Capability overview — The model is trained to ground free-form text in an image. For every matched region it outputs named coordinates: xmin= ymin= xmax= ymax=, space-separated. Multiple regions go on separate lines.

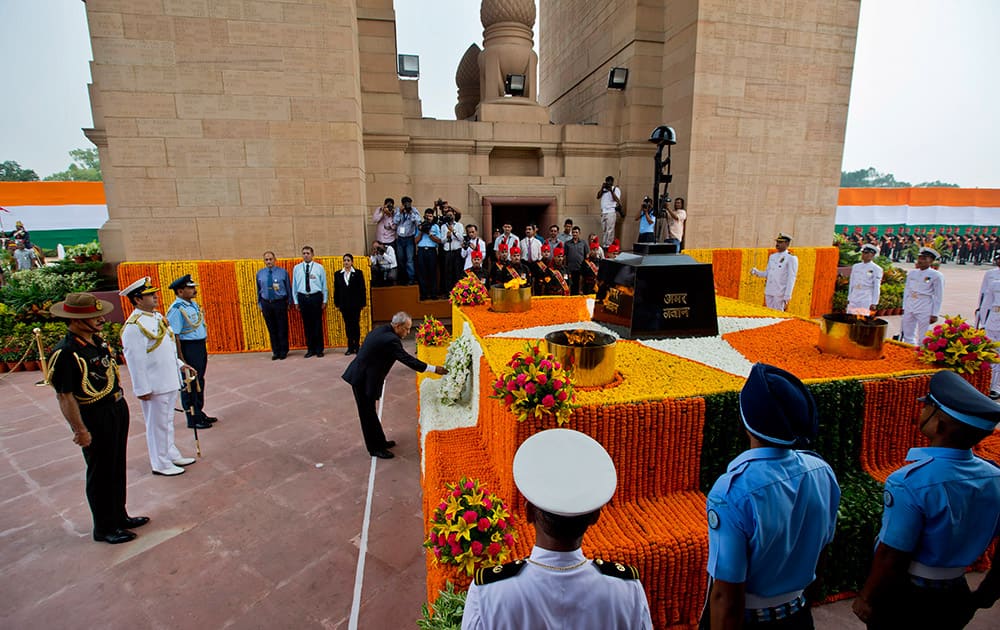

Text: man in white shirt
xmin=847 ymin=243 xmax=883 ymax=315
xmin=751 ymin=233 xmax=799 ymax=312
xmin=519 ymin=224 xmax=543 ymax=276
xmin=461 ymin=429 xmax=653 ymax=630
xmin=596 ymin=176 xmax=622 ymax=248
xmin=900 ymin=247 xmax=944 ymax=345
xmin=440 ymin=207 xmax=465 ymax=294
xmin=120 ymin=277 xmax=196 ymax=476
xmin=977 ymin=253 xmax=1000 ymax=397
xmin=292 ymin=246 xmax=328 ymax=358
xmin=461 ymin=224 xmax=487 ymax=271
xmin=370 ymin=240 xmax=397 ymax=286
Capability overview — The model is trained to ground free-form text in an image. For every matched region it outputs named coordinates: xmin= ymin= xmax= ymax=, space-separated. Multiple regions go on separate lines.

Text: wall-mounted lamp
xmin=607 ymin=67 xmax=629 ymax=90
xmin=504 ymin=74 xmax=526 ymax=97
xmin=397 ymin=54 xmax=420 ymax=78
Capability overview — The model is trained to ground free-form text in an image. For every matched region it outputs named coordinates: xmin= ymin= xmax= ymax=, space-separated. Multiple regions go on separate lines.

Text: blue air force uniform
xmin=704 ymin=363 xmax=840 ymax=629
xmin=857 ymin=370 xmax=1000 ymax=629
xmin=166 ymin=275 xmax=214 ymax=429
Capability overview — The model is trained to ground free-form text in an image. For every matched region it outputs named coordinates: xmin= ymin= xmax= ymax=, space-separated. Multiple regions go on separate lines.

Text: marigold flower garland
xmin=416 ymin=315 xmax=450 ymax=347
xmin=490 ymin=342 xmax=576 ymax=425
xmin=916 ymin=315 xmax=1000 ymax=374
xmin=450 ymin=275 xmax=489 ymax=306
xmin=424 ymin=477 xmax=518 ymax=576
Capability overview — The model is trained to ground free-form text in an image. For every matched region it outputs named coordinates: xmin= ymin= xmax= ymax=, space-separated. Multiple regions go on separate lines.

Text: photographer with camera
xmin=596 ymin=176 xmax=623 ymax=248
xmin=392 ymin=196 xmax=421 ymax=285
xmin=665 ymin=196 xmax=687 ymax=249
xmin=439 ymin=204 xmax=464 ymax=294
xmin=372 ymin=197 xmax=397 ymax=251
xmin=370 ymin=240 xmax=397 ymax=287
xmin=416 ymin=208 xmax=443 ymax=300
xmin=636 ymin=196 xmax=655 ymax=243
xmin=461 ymin=224 xmax=486 ymax=272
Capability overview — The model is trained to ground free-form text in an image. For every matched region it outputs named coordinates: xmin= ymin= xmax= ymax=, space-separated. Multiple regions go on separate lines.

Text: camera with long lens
xmin=419 ymin=219 xmax=434 ymax=233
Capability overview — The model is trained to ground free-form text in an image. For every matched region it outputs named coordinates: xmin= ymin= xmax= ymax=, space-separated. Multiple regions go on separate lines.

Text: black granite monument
xmin=593 ymin=243 xmax=718 ymax=339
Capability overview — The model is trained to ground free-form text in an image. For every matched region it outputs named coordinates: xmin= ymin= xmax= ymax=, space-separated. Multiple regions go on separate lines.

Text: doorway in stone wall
xmin=482 ymin=196 xmax=557 ymax=244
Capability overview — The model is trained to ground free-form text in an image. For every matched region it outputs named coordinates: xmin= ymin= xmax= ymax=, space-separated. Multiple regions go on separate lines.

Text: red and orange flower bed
xmin=420 ymin=295 xmax=995 ymax=628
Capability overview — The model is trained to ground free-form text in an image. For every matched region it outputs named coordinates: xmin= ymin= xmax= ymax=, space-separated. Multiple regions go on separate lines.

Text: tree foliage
xmin=43 ymin=148 xmax=102 ymax=181
xmin=841 ymin=167 xmax=958 ymax=188
xmin=0 ymin=161 xmax=40 ymax=182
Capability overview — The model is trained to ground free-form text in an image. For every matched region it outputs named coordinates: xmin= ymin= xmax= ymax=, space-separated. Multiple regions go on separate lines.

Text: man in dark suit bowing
xmin=333 ymin=253 xmax=367 ymax=355
xmin=342 ymin=311 xmax=447 ymax=459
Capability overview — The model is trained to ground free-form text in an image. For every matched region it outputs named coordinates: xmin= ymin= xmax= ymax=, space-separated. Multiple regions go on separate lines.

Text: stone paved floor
xmin=2 ymin=262 xmax=999 ymax=629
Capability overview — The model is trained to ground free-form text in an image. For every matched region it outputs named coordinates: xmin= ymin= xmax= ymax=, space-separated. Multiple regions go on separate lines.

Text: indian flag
xmin=836 ymin=187 xmax=1000 ymax=236
xmin=0 ymin=182 xmax=108 ymax=250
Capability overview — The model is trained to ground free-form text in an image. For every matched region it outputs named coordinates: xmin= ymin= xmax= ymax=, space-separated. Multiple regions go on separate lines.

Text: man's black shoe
xmin=204 ymin=416 xmax=218 ymax=424
xmin=304 ymin=352 xmax=315 ymax=358
xmin=94 ymin=529 xmax=137 ymax=544
xmin=385 ymin=440 xmax=396 ymax=448
xmin=316 ymin=351 xmax=324 ymax=357
xmin=271 ymin=355 xmax=279 ymax=360
xmin=278 ymin=355 xmax=286 ymax=360
xmin=121 ymin=516 xmax=150 ymax=529
xmin=371 ymin=449 xmax=395 ymax=459
xmin=188 ymin=421 xmax=212 ymax=429
xmin=345 ymin=349 xmax=356 ymax=355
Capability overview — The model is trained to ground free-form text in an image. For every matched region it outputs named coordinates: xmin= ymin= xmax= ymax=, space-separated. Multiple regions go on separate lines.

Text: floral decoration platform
xmin=417 ymin=295 xmax=995 ymax=629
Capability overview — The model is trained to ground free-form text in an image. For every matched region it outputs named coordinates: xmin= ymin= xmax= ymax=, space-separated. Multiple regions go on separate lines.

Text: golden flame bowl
xmin=489 ymin=285 xmax=532 ymax=312
xmin=544 ymin=329 xmax=617 ymax=387
xmin=817 ymin=313 xmax=888 ymax=360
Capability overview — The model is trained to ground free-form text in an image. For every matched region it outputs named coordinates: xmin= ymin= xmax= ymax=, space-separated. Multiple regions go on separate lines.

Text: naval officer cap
xmin=513 ymin=429 xmax=617 ymax=517
xmin=860 ymin=243 xmax=879 ymax=254
xmin=918 ymin=247 xmax=940 ymax=260
xmin=168 ymin=274 xmax=197 ymax=291
xmin=775 ymin=232 xmax=793 ymax=243
xmin=923 ymin=370 xmax=1000 ymax=431
xmin=119 ymin=276 xmax=160 ymax=298
xmin=739 ymin=363 xmax=818 ymax=447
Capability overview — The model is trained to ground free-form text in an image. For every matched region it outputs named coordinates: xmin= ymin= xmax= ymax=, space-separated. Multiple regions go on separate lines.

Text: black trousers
xmin=867 ymin=578 xmax=974 ymax=630
xmin=638 ymin=232 xmax=655 ymax=243
xmin=179 ymin=339 xmax=208 ymax=425
xmin=352 ymin=384 xmax=388 ymax=454
xmin=298 ymin=292 xmax=325 ymax=354
xmin=260 ymin=299 xmax=289 ymax=357
xmin=341 ymin=307 xmax=362 ymax=351
xmin=417 ymin=247 xmax=438 ymax=299
xmin=442 ymin=250 xmax=462 ymax=294
xmin=81 ymin=397 xmax=130 ymax=536
xmin=700 ymin=602 xmax=814 ymax=630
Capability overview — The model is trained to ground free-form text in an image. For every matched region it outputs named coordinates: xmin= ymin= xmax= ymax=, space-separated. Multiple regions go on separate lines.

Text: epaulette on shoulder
xmin=593 ymin=559 xmax=640 ymax=580
xmin=125 ymin=310 xmax=143 ymax=324
xmin=897 ymin=456 xmax=936 ymax=480
xmin=474 ymin=560 xmax=526 ymax=586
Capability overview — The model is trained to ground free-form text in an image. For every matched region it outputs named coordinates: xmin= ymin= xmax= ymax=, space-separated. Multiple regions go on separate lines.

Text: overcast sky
xmin=2 ymin=0 xmax=996 ymax=187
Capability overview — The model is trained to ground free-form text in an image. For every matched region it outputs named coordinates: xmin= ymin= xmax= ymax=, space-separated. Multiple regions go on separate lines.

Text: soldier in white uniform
xmin=461 ymin=429 xmax=653 ymax=630
xmin=976 ymin=253 xmax=1000 ymax=397
xmin=120 ymin=277 xmax=197 ymax=476
xmin=848 ymin=243 xmax=884 ymax=314
xmin=751 ymin=233 xmax=799 ymax=311
xmin=900 ymin=247 xmax=945 ymax=346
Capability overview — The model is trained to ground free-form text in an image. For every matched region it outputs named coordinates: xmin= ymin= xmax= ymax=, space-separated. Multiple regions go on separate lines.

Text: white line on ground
xmin=348 ymin=381 xmax=386 ymax=630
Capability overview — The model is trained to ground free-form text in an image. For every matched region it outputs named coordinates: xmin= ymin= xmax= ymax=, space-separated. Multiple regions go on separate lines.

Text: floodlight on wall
xmin=607 ymin=67 xmax=629 ymax=90
xmin=397 ymin=54 xmax=420 ymax=78
xmin=504 ymin=74 xmax=526 ymax=97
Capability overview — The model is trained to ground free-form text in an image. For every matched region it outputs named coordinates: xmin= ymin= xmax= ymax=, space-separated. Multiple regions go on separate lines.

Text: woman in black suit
xmin=333 ymin=253 xmax=367 ymax=354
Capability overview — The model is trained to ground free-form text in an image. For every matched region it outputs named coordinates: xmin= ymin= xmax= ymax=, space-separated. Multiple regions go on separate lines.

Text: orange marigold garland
xmin=424 ymin=477 xmax=518 ymax=576
xmin=811 ymin=246 xmax=840 ymax=317
xmin=197 ymin=261 xmax=246 ymax=353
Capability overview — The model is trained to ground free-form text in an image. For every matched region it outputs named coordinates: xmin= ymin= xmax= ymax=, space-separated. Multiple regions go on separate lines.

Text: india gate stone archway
xmin=81 ymin=0 xmax=860 ymax=263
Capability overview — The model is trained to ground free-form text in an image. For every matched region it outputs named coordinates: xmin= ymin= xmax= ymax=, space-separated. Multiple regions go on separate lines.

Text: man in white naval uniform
xmin=976 ymin=253 xmax=1000 ymax=398
xmin=900 ymin=247 xmax=944 ymax=345
xmin=751 ymin=233 xmax=799 ymax=311
xmin=847 ymin=243 xmax=884 ymax=314
xmin=461 ymin=429 xmax=653 ymax=630
xmin=120 ymin=277 xmax=196 ymax=476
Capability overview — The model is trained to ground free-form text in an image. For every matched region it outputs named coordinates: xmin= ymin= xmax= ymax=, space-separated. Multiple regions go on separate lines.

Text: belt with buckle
xmin=745 ymin=595 xmax=806 ymax=623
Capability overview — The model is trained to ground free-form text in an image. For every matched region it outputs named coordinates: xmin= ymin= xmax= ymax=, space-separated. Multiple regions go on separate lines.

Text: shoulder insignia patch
xmin=707 ymin=509 xmax=720 ymax=530
xmin=474 ymin=560 xmax=526 ymax=585
xmin=593 ymin=559 xmax=640 ymax=580
xmin=883 ymin=490 xmax=894 ymax=507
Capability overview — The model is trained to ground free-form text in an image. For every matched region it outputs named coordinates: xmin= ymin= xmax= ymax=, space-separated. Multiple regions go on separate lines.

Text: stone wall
xmin=86 ymin=0 xmax=369 ymax=261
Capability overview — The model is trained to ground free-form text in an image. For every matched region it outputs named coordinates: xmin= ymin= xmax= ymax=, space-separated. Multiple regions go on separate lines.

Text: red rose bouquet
xmin=490 ymin=342 xmax=576 ymax=425
xmin=424 ymin=477 xmax=517 ymax=575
